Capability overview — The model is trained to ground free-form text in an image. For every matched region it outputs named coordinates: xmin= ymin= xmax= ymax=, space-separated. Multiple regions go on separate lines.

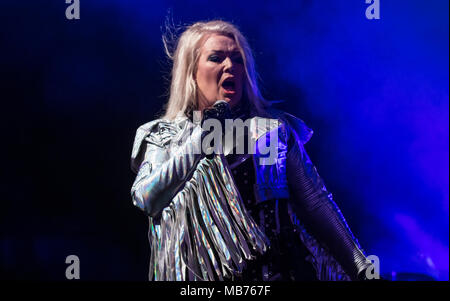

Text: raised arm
xmin=130 ymin=121 xmax=204 ymax=218
xmin=130 ymin=101 xmax=233 ymax=218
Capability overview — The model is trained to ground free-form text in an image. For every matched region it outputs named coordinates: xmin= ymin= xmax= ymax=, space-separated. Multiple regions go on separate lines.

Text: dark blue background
xmin=1 ymin=0 xmax=448 ymax=280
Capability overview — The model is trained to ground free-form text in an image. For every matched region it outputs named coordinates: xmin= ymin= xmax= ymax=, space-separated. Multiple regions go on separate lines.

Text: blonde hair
xmin=162 ymin=20 xmax=271 ymax=120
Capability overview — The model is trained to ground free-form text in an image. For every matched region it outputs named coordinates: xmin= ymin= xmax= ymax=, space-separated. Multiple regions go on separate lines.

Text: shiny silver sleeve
xmin=131 ymin=124 xmax=204 ymax=218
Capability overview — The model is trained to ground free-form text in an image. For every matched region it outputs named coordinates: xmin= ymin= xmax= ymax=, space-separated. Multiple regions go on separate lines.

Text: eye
xmin=207 ymin=54 xmax=222 ymax=63
xmin=233 ymin=56 xmax=244 ymax=65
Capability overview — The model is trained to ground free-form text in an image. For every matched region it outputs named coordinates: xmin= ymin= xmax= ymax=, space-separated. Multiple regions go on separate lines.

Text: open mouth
xmin=221 ymin=78 xmax=236 ymax=93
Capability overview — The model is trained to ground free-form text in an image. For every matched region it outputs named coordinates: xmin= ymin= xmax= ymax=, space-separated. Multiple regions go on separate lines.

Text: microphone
xmin=202 ymin=100 xmax=232 ymax=159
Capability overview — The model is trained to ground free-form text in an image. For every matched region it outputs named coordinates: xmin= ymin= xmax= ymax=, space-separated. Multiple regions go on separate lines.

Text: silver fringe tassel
xmin=287 ymin=203 xmax=351 ymax=281
xmin=148 ymin=155 xmax=269 ymax=281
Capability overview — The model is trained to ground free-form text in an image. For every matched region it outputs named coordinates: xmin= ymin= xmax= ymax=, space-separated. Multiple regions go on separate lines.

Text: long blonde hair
xmin=162 ymin=20 xmax=271 ymax=120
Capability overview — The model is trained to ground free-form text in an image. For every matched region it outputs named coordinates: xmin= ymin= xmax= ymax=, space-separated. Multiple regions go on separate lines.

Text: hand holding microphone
xmin=201 ymin=100 xmax=232 ymax=130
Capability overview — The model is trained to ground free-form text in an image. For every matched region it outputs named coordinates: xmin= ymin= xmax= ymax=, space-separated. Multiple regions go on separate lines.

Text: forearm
xmin=131 ymin=101 xmax=234 ymax=218
xmin=131 ymin=125 xmax=204 ymax=217
xmin=286 ymin=141 xmax=371 ymax=280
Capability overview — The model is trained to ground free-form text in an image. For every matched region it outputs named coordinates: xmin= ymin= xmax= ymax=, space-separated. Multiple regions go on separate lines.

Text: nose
xmin=223 ymin=57 xmax=234 ymax=72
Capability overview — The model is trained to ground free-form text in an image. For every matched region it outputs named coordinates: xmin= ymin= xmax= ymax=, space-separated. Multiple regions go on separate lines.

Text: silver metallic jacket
xmin=130 ymin=109 xmax=372 ymax=281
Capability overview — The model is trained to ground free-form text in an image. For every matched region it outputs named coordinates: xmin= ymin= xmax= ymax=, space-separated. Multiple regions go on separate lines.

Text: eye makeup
xmin=207 ymin=54 xmax=221 ymax=62
xmin=207 ymin=52 xmax=243 ymax=64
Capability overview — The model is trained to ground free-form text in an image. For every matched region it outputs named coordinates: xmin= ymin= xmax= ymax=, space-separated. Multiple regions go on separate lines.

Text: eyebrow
xmin=210 ymin=50 xmax=242 ymax=56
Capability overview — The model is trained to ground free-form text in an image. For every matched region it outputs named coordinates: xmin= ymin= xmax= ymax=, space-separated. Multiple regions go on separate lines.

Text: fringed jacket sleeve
xmin=130 ymin=119 xmax=204 ymax=218
xmin=283 ymin=113 xmax=372 ymax=280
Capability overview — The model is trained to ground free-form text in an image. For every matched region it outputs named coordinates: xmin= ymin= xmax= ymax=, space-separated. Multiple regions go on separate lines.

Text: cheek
xmin=197 ymin=64 xmax=218 ymax=85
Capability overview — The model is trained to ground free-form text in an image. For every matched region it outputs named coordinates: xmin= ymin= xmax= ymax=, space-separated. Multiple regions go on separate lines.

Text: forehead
xmin=200 ymin=34 xmax=239 ymax=53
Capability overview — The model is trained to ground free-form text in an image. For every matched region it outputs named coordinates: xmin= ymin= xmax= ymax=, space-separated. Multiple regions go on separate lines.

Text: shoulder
xmin=131 ymin=119 xmax=164 ymax=157
xmin=130 ymin=118 xmax=183 ymax=172
xmin=265 ymin=107 xmax=314 ymax=145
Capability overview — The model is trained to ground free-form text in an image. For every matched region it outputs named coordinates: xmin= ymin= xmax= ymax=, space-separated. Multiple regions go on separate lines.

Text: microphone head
xmin=213 ymin=100 xmax=229 ymax=107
